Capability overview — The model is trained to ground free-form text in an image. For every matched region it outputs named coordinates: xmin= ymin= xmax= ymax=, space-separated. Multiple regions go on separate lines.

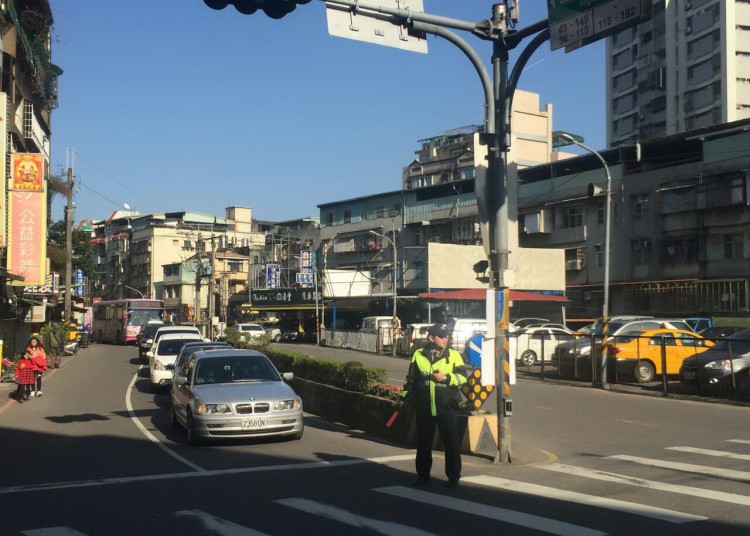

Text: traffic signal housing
xmin=203 ymin=0 xmax=312 ymax=19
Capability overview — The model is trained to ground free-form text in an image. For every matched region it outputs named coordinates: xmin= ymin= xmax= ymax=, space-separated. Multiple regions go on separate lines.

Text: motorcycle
xmin=64 ymin=340 xmax=79 ymax=356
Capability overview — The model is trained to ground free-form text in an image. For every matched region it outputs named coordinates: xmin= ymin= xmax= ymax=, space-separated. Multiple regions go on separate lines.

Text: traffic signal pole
xmin=205 ymin=0 xmax=551 ymax=465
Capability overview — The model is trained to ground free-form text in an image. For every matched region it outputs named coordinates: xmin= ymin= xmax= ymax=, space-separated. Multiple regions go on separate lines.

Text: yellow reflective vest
xmin=402 ymin=344 xmax=468 ymax=416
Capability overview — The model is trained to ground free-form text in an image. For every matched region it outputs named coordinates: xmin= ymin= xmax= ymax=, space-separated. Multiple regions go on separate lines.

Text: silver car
xmin=170 ymin=349 xmax=304 ymax=445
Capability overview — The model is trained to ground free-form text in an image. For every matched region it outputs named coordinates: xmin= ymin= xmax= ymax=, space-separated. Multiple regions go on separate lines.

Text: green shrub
xmin=263 ymin=348 xmax=386 ymax=394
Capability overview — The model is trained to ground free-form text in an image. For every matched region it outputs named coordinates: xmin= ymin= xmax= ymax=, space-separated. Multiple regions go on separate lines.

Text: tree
xmin=47 ymin=219 xmax=95 ymax=279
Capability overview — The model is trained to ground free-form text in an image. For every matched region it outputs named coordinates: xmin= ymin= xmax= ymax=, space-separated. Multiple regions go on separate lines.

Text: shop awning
xmin=419 ymin=289 xmax=567 ymax=302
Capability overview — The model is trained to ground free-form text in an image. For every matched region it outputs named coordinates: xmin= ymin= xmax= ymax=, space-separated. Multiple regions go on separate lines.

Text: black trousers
xmin=35 ymin=372 xmax=43 ymax=392
xmin=16 ymin=383 xmax=31 ymax=400
xmin=414 ymin=403 xmax=461 ymax=481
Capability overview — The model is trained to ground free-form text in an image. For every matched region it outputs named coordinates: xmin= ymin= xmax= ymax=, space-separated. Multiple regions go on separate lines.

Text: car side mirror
xmin=282 ymin=372 xmax=294 ymax=381
xmin=174 ymin=376 xmax=187 ymax=386
xmin=146 ymin=351 xmax=153 ymax=359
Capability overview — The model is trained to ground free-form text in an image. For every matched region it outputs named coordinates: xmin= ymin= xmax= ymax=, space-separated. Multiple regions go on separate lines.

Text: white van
xmin=446 ymin=318 xmax=488 ymax=353
xmin=359 ymin=316 xmax=399 ymax=350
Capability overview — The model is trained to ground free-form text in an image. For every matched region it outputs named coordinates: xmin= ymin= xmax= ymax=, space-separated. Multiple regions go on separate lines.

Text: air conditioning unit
xmin=565 ymin=259 xmax=584 ymax=271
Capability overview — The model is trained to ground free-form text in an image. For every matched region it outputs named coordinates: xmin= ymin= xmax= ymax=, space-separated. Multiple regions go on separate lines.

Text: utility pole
xmin=64 ymin=166 xmax=74 ymax=323
xmin=208 ymin=235 xmax=215 ymax=339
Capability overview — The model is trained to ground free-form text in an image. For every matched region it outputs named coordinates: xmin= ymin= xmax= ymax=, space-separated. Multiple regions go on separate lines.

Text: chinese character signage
xmin=250 ymin=288 xmax=322 ymax=307
xmin=74 ymin=269 xmax=85 ymax=296
xmin=8 ymin=190 xmax=47 ymax=286
xmin=24 ymin=272 xmax=59 ymax=295
xmin=266 ymin=264 xmax=281 ymax=289
xmin=12 ymin=153 xmax=44 ymax=192
xmin=299 ymin=250 xmax=314 ymax=289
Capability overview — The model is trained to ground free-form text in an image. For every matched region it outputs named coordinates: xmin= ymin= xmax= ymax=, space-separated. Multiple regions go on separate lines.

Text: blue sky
xmin=48 ymin=1 xmax=605 ymax=224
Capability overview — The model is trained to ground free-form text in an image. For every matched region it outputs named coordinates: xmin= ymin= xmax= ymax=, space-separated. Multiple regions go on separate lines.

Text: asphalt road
xmin=0 ymin=342 xmax=748 ymax=535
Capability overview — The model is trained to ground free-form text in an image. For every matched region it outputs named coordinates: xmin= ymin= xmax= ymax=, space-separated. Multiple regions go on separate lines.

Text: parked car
xmin=513 ymin=318 xmax=551 ymax=329
xmin=279 ymin=329 xmax=317 ymax=343
xmin=232 ymin=323 xmax=267 ymax=342
xmin=607 ymin=328 xmax=714 ymax=382
xmin=140 ymin=324 xmax=202 ymax=363
xmin=679 ymin=328 xmax=750 ymax=394
xmin=170 ymin=348 xmax=304 ymax=445
xmin=556 ymin=317 xmax=691 ymax=377
xmin=512 ymin=326 xmax=575 ymax=366
xmin=261 ymin=322 xmax=283 ymax=342
xmin=171 ymin=341 xmax=233 ymax=379
xmin=685 ymin=317 xmax=713 ymax=333
xmin=148 ymin=333 xmax=205 ymax=390
xmin=698 ymin=326 xmax=746 ymax=340
xmin=397 ymin=323 xmax=433 ymax=356
xmin=446 ymin=318 xmax=488 ymax=353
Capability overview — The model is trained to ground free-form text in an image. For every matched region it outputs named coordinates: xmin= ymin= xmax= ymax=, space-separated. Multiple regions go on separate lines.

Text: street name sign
xmin=326 ymin=0 xmax=428 ymax=54
xmin=547 ymin=0 xmax=652 ymax=52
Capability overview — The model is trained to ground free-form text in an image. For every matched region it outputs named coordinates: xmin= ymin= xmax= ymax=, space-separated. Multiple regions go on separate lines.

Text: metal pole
xmin=392 ymin=221 xmax=398 ymax=357
xmin=64 ymin=166 xmax=73 ymax=323
xmin=558 ymin=134 xmax=611 ymax=387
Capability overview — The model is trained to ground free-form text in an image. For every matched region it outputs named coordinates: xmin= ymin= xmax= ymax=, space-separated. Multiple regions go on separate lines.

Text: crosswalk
xmin=18 ymin=438 xmax=750 ymax=535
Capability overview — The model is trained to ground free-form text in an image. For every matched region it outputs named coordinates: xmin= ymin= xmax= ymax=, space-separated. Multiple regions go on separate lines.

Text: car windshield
xmin=194 ymin=355 xmax=281 ymax=385
xmin=158 ymin=339 xmax=198 ymax=356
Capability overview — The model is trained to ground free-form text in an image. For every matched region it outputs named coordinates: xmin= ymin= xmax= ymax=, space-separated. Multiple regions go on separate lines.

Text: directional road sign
xmin=547 ymin=0 xmax=652 ymax=52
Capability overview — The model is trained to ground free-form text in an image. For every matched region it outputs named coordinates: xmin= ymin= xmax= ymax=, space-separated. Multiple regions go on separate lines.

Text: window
xmin=564 ymin=207 xmax=583 ymax=228
xmin=597 ymin=202 xmax=605 ymax=224
xmin=632 ymin=193 xmax=649 ymax=219
xmin=343 ymin=210 xmax=351 ymax=224
xmin=632 ymin=239 xmax=651 ymax=265
xmin=228 ymin=259 xmax=243 ymax=272
xmin=413 ymin=261 xmax=425 ymax=280
xmin=595 ymin=245 xmax=605 ymax=268
xmin=414 ymin=227 xmax=424 ymax=246
xmin=724 ymin=234 xmax=743 ymax=259
xmin=325 ymin=213 xmax=333 ymax=226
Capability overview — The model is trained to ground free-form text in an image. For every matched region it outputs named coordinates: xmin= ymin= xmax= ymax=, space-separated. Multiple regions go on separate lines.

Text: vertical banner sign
xmin=266 ymin=264 xmax=280 ymax=289
xmin=8 ymin=190 xmax=47 ymax=286
xmin=74 ymin=269 xmax=85 ymax=296
xmin=299 ymin=249 xmax=313 ymax=289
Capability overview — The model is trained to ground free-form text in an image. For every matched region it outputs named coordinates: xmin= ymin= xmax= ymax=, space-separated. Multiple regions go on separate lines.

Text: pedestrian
xmin=14 ymin=351 xmax=35 ymax=403
xmin=401 ymin=323 xmax=469 ymax=488
xmin=26 ymin=335 xmax=47 ymax=396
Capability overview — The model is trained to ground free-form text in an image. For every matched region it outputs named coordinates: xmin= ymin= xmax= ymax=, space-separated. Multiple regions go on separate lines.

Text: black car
xmin=679 ymin=328 xmax=750 ymax=394
xmin=280 ymin=330 xmax=317 ymax=344
xmin=697 ymin=326 xmax=746 ymax=340
xmin=138 ymin=323 xmax=167 ymax=362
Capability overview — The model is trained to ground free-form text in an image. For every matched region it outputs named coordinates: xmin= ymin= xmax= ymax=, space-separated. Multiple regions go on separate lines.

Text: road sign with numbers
xmin=547 ymin=0 xmax=652 ymax=52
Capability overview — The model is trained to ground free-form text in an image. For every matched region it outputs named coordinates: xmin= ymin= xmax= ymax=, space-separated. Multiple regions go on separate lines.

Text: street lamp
xmin=123 ymin=284 xmax=145 ymax=299
xmin=369 ymin=228 xmax=398 ymax=356
xmin=557 ymin=132 xmax=611 ymax=388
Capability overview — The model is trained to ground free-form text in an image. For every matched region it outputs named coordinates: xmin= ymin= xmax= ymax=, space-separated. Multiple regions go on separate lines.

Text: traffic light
xmin=203 ymin=0 xmax=312 ymax=19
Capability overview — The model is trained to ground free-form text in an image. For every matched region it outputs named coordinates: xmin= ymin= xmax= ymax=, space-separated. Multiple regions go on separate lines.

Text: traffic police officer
xmin=401 ymin=323 xmax=468 ymax=488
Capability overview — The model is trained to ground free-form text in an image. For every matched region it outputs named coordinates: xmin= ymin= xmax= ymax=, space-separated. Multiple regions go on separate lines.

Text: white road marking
xmin=727 ymin=439 xmax=750 ymax=444
xmin=666 ymin=446 xmax=750 ymax=461
xmin=619 ymin=420 xmax=657 ymax=427
xmin=125 ymin=364 xmax=205 ymax=472
xmin=174 ymin=510 xmax=270 ymax=535
xmin=276 ymin=498 xmax=436 ymax=536
xmin=375 ymin=486 xmax=607 ymax=536
xmin=462 ymin=475 xmax=706 ymax=523
xmin=609 ymin=454 xmax=750 ymax=482
xmin=0 ymin=454 xmax=414 ymax=495
xmin=22 ymin=529 xmax=87 ymax=536
xmin=540 ymin=463 xmax=750 ymax=506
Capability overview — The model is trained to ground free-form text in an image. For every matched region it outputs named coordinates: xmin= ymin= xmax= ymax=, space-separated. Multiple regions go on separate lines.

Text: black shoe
xmin=411 ymin=477 xmax=430 ymax=487
xmin=445 ymin=478 xmax=460 ymax=489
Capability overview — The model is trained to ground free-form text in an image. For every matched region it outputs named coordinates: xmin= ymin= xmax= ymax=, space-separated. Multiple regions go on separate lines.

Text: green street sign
xmin=547 ymin=0 xmax=652 ymax=52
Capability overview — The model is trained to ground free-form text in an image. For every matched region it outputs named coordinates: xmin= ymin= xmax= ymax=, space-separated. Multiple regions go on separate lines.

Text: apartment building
xmin=318 ymin=90 xmax=567 ymax=324
xmin=607 ymin=0 xmax=750 ymax=147
xmin=519 ymin=118 xmax=750 ymax=323
xmin=0 ymin=1 xmax=60 ymax=351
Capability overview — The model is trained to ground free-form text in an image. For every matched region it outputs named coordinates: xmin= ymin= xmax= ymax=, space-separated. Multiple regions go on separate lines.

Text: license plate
xmin=242 ymin=418 xmax=266 ymax=429
xmin=682 ymin=371 xmax=695 ymax=380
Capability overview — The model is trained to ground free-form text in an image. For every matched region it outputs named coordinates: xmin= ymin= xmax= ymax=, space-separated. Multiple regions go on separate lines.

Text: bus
xmin=92 ymin=299 xmax=165 ymax=344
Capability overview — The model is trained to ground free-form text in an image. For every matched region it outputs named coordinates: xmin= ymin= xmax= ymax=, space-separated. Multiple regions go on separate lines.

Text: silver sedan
xmin=170 ymin=349 xmax=304 ymax=445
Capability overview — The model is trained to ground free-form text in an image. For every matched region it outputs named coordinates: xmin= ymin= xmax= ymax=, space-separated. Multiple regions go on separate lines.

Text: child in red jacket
xmin=14 ymin=352 xmax=35 ymax=402
xmin=27 ymin=335 xmax=47 ymax=396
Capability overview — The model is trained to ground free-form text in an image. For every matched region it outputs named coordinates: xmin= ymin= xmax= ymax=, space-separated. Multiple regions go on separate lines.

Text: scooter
xmin=64 ymin=340 xmax=79 ymax=356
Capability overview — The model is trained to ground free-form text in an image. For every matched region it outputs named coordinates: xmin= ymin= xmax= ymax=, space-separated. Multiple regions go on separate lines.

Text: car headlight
xmin=196 ymin=403 xmax=232 ymax=414
xmin=274 ymin=396 xmax=302 ymax=411
xmin=704 ymin=359 xmax=732 ymax=370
